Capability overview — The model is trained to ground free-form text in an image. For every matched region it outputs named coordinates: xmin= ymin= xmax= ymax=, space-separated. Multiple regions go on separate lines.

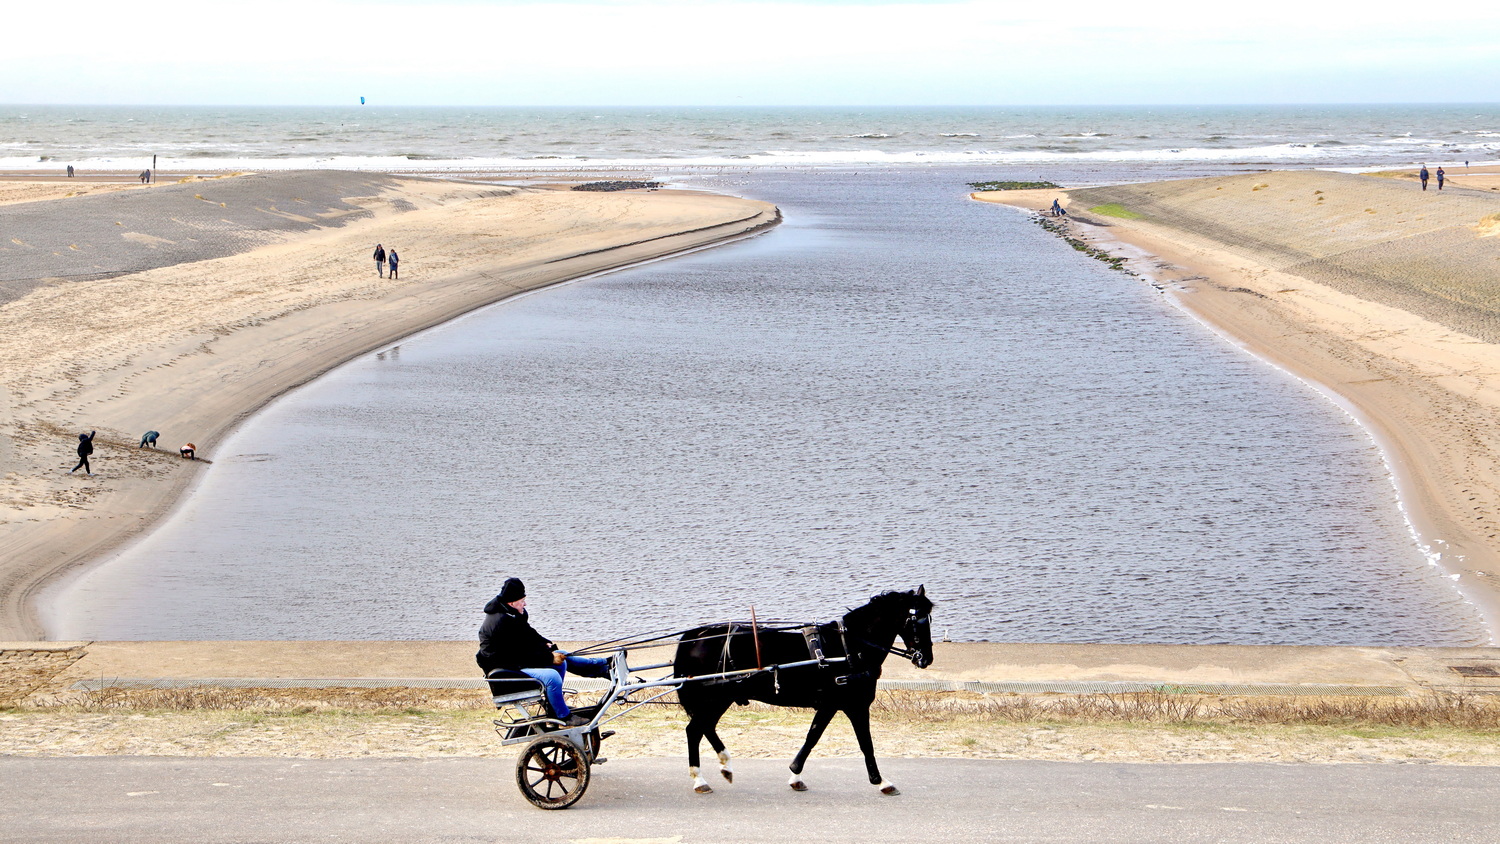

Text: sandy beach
xmin=0 ymin=171 xmax=778 ymax=640
xmin=975 ymin=167 xmax=1500 ymax=634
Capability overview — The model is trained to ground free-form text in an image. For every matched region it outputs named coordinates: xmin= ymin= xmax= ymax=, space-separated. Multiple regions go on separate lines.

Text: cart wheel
xmin=516 ymin=736 xmax=591 ymax=809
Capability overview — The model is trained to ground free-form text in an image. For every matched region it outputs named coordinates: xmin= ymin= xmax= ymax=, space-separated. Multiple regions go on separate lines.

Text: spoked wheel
xmin=516 ymin=736 xmax=591 ymax=809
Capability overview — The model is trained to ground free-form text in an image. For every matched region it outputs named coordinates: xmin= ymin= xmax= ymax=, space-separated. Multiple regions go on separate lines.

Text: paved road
xmin=3 ymin=757 xmax=1497 ymax=842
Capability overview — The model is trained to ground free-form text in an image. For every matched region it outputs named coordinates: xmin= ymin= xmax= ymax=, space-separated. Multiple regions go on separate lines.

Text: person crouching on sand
xmin=373 ymin=244 xmax=386 ymax=278
xmin=180 ymin=442 xmax=196 ymax=460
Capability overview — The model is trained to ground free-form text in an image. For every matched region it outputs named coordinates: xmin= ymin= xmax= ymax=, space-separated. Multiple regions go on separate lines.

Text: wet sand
xmin=0 ymin=171 xmax=778 ymax=639
xmin=975 ymin=168 xmax=1500 ymax=635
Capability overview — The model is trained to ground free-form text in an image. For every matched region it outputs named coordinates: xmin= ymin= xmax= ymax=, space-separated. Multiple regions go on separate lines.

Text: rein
xmin=852 ymin=636 xmax=922 ymax=662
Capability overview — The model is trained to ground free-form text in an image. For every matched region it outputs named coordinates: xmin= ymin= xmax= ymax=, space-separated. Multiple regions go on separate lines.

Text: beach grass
xmin=1088 ymin=203 xmax=1143 ymax=219
xmin=18 ymin=685 xmax=1500 ymax=730
xmin=6 ymin=688 xmax=1500 ymax=763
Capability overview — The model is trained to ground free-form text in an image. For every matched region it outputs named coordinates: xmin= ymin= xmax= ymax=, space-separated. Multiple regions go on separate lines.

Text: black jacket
xmin=77 ymin=432 xmax=95 ymax=457
xmin=476 ymin=598 xmax=556 ymax=672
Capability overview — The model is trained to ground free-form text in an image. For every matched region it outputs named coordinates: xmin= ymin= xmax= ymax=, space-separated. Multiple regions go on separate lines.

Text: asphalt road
xmin=4 ymin=757 xmax=1497 ymax=843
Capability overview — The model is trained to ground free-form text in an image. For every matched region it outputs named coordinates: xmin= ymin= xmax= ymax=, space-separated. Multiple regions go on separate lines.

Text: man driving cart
xmin=477 ymin=577 xmax=610 ymax=727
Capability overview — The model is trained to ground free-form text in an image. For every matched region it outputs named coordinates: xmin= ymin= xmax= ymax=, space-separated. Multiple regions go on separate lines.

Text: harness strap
xmin=718 ymin=624 xmax=736 ymax=677
xmin=801 ymin=624 xmax=825 ymax=663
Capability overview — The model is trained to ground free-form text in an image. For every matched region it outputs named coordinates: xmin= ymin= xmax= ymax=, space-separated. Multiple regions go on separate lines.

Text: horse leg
xmin=697 ymin=699 xmax=736 ymax=783
xmin=787 ymin=706 xmax=836 ymax=792
xmin=684 ymin=705 xmax=713 ymax=794
xmin=705 ymin=729 xmax=734 ymax=783
xmin=684 ymin=696 xmax=731 ymax=794
xmin=845 ymin=705 xmax=898 ymax=795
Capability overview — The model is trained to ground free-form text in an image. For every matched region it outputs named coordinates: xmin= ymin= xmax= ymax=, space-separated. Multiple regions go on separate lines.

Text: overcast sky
xmin=6 ymin=1 xmax=1498 ymax=106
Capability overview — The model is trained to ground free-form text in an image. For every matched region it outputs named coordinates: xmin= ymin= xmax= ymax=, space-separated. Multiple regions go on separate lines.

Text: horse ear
xmin=916 ymin=584 xmax=925 ymax=596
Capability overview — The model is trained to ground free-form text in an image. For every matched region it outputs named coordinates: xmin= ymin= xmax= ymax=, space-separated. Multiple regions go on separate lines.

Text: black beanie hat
xmin=498 ymin=577 xmax=526 ymax=604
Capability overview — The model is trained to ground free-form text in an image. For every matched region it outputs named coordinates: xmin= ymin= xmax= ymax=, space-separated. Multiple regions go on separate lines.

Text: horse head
xmin=860 ymin=586 xmax=934 ymax=669
xmin=898 ymin=585 xmax=935 ymax=669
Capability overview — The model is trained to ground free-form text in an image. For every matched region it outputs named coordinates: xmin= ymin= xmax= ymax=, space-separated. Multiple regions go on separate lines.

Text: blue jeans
xmin=520 ymin=654 xmax=610 ymax=717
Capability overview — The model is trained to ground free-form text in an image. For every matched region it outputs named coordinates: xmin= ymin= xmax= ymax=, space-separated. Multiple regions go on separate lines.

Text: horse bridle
xmin=857 ymin=608 xmax=932 ymax=662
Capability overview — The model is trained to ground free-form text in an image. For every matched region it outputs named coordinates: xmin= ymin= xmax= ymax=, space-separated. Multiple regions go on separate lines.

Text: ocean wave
xmin=939 ymin=133 xmax=981 ymax=138
xmin=6 ymin=143 xmax=1492 ymax=174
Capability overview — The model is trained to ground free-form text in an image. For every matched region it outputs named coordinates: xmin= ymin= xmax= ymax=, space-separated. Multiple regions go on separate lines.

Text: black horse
xmin=673 ymin=586 xmax=934 ymax=795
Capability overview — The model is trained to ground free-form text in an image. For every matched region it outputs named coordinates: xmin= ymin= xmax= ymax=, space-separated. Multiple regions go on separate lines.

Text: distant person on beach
xmin=1436 ymin=167 xmax=1446 ymax=190
xmin=1051 ymin=198 xmax=1067 ymax=217
xmin=70 ymin=431 xmax=96 ymax=475
xmin=66 ymin=164 xmax=74 ymax=178
xmin=139 ymin=430 xmax=159 ymax=448
xmin=476 ymin=577 xmax=610 ymax=726
xmin=180 ymin=442 xmax=196 ymax=460
xmin=373 ymin=244 xmax=386 ymax=278
xmin=1419 ymin=166 xmax=1430 ymax=190
xmin=387 ymin=249 xmax=399 ymax=279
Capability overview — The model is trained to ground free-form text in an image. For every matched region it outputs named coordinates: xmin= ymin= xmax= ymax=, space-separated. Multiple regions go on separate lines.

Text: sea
xmin=21 ymin=104 xmax=1500 ymax=644
xmin=2 ymin=104 xmax=1496 ymax=173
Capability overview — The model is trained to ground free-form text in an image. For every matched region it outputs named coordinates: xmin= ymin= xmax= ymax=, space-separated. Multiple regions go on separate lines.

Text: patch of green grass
xmin=968 ymin=180 xmax=1060 ymax=191
xmin=1088 ymin=203 xmax=1143 ymax=219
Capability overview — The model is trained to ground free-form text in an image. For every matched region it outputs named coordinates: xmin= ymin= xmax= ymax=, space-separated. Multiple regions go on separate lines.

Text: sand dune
xmin=977 ymin=170 xmax=1500 ymax=633
xmin=0 ymin=172 xmax=778 ymax=639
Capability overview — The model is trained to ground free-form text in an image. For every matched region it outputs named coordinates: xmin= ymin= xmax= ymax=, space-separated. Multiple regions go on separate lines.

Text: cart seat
xmin=485 ymin=668 xmax=546 ymax=706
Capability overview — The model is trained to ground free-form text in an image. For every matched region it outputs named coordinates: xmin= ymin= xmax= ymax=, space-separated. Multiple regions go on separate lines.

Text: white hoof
xmin=878 ymin=780 xmax=901 ymax=796
xmin=691 ymin=767 xmax=713 ymax=794
xmin=718 ymin=749 xmax=734 ymax=783
xmin=789 ymin=773 xmax=808 ymax=792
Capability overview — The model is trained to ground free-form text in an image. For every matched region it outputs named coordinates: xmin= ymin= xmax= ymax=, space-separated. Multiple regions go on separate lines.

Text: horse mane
xmin=844 ymin=589 xmax=933 ymax=625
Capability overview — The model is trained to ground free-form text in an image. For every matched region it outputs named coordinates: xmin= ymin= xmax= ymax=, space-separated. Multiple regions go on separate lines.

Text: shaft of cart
xmin=497 ymin=648 xmax=849 ymax=748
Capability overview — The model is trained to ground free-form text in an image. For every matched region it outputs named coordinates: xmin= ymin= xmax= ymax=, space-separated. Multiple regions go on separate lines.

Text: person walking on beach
xmin=66 ymin=164 xmax=74 ymax=178
xmin=1419 ymin=166 xmax=1430 ymax=190
xmin=1436 ymin=167 xmax=1446 ymax=190
xmin=1051 ymin=198 xmax=1067 ymax=217
xmin=373 ymin=244 xmax=386 ymax=278
xmin=387 ymin=249 xmax=399 ymax=280
xmin=70 ymin=431 xmax=96 ymax=475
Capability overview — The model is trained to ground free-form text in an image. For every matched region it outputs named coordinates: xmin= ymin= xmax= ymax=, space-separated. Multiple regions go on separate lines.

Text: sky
xmin=5 ymin=1 xmax=1499 ymax=106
